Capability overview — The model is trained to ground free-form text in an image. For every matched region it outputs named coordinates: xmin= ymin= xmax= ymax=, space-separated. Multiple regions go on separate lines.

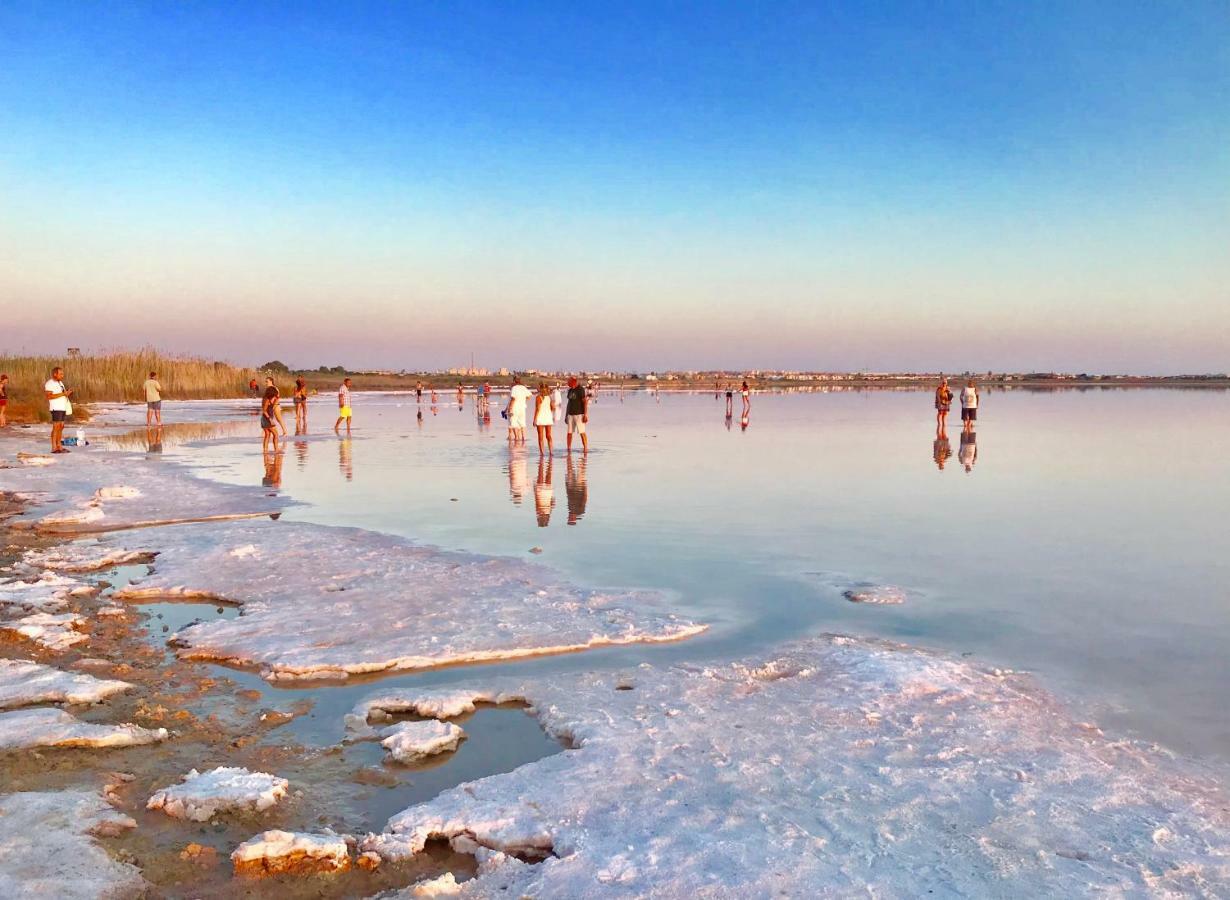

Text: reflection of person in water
xmin=507 ymin=445 xmax=528 ymax=505
xmin=534 ymin=456 xmax=555 ymax=526
xmin=261 ymin=447 xmax=284 ymax=488
xmin=145 ymin=425 xmax=163 ymax=454
xmin=959 ymin=430 xmax=977 ymax=473
xmin=338 ymin=436 xmax=353 ymax=482
xmin=933 ymin=429 xmax=952 ymax=470
xmin=741 ymin=409 xmax=750 ymax=431
xmin=565 ymin=454 xmax=588 ymax=525
xmin=294 ymin=439 xmax=309 ymax=470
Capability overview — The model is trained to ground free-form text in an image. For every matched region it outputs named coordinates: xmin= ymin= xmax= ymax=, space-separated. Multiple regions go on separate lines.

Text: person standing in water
xmin=261 ymin=377 xmax=281 ymax=453
xmin=457 ymin=382 xmax=465 ymax=406
xmin=45 ymin=367 xmax=73 ymax=453
xmin=725 ymin=382 xmax=734 ymax=417
xmin=552 ymin=382 xmax=564 ymax=424
xmin=506 ymin=375 xmax=532 ymax=444
xmin=935 ymin=377 xmax=953 ymax=433
xmin=415 ymin=381 xmax=423 ymax=403
xmin=143 ymin=371 xmax=163 ymax=427
xmin=565 ymin=376 xmax=589 ymax=453
xmin=334 ymin=377 xmax=353 ymax=435
xmin=741 ymin=379 xmax=751 ymax=415
xmin=293 ymin=376 xmax=309 ymax=433
xmin=0 ymin=373 xmax=9 ymax=427
xmin=960 ymin=378 xmax=979 ymax=434
xmin=533 ymin=381 xmax=555 ymax=455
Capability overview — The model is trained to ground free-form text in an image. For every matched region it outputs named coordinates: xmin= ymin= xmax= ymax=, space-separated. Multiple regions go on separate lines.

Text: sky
xmin=1 ymin=2 xmax=1227 ymax=374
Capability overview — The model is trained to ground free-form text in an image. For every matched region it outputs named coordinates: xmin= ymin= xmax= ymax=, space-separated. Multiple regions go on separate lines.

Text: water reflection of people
xmin=338 ymin=436 xmax=353 ymax=481
xmin=933 ymin=430 xmax=951 ymax=470
xmin=507 ymin=445 xmax=529 ymax=505
xmin=740 ymin=410 xmax=750 ymax=431
xmin=261 ymin=447 xmax=284 ymax=489
xmin=534 ymin=457 xmax=555 ymax=526
xmin=294 ymin=439 xmax=309 ymax=470
xmin=959 ymin=430 xmax=977 ymax=473
xmin=565 ymin=454 xmax=588 ymax=525
xmin=145 ymin=425 xmax=163 ymax=454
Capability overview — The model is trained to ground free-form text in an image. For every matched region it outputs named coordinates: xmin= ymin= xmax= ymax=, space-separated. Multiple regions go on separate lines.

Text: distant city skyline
xmin=2 ymin=2 xmax=1227 ymax=374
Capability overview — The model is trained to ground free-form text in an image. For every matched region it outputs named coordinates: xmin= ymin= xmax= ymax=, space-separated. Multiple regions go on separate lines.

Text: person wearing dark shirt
xmin=564 ymin=376 xmax=589 ymax=453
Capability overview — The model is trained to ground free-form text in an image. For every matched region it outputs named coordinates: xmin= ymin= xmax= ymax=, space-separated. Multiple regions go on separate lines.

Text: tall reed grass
xmin=0 ymin=350 xmax=258 ymax=422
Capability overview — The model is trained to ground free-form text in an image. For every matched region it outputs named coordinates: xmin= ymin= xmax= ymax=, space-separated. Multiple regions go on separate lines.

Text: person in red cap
xmin=564 ymin=376 xmax=589 ymax=453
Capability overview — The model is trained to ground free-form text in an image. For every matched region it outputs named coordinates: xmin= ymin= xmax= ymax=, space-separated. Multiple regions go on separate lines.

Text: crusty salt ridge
xmin=0 ymin=611 xmax=89 ymax=650
xmin=0 ymin=448 xmax=287 ymax=534
xmin=379 ymin=720 xmax=466 ymax=764
xmin=19 ymin=540 xmax=155 ymax=573
xmin=0 ymin=659 xmax=131 ymax=710
xmin=231 ymin=829 xmax=352 ymax=876
xmin=0 ymin=572 xmax=81 ymax=615
xmin=147 ymin=766 xmax=289 ymax=822
xmin=110 ymin=518 xmax=705 ymax=681
xmin=0 ymin=707 xmax=168 ymax=751
xmin=357 ymin=636 xmax=1230 ymax=897
xmin=0 ymin=790 xmax=145 ymax=899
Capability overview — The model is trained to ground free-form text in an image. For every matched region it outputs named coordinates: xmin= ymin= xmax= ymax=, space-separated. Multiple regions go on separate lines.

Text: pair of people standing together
xmin=506 ymin=375 xmax=589 ymax=454
xmin=935 ymin=377 xmax=980 ymax=433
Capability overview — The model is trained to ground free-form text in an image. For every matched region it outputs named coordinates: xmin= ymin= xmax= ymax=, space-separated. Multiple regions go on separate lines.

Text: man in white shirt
xmin=506 ymin=375 xmax=532 ymax=444
xmin=334 ymin=377 xmax=353 ymax=435
xmin=44 ymin=366 xmax=74 ymax=453
xmin=143 ymin=371 xmax=163 ymax=427
xmin=960 ymin=378 xmax=979 ymax=434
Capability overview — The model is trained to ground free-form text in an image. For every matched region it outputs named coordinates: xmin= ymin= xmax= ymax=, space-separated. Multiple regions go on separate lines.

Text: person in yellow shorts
xmin=334 ymin=377 xmax=353 ymax=435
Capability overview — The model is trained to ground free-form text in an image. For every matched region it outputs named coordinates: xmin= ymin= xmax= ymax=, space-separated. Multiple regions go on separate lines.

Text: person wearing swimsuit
xmin=934 ymin=377 xmax=953 ymax=433
xmin=725 ymin=383 xmax=734 ymax=416
xmin=261 ymin=377 xmax=280 ymax=453
xmin=741 ymin=380 xmax=751 ymax=414
xmin=293 ymin=376 xmax=308 ymax=433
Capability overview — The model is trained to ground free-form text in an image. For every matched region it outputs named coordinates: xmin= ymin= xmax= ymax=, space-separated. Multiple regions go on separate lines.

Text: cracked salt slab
xmin=0 ymin=612 xmax=89 ymax=651
xmin=147 ymin=766 xmax=289 ymax=822
xmin=232 ymin=829 xmax=352 ymax=877
xmin=110 ymin=518 xmax=705 ymax=682
xmin=0 ymin=659 xmax=131 ymax=710
xmin=19 ymin=540 xmax=155 ymax=573
xmin=356 ymin=635 xmax=1230 ymax=897
xmin=1 ymin=449 xmax=287 ymax=534
xmin=379 ymin=720 xmax=467 ymax=764
xmin=0 ymin=572 xmax=88 ymax=615
xmin=0 ymin=790 xmax=144 ymax=899
xmin=0 ymin=707 xmax=168 ymax=752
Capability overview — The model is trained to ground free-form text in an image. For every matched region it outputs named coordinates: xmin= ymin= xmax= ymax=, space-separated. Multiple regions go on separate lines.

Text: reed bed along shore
xmin=0 ymin=351 xmax=258 ymax=422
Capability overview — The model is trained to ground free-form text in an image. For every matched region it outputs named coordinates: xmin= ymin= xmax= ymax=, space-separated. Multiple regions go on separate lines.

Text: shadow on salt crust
xmin=353 ymin=635 xmax=1230 ymax=897
xmin=110 ymin=518 xmax=705 ymax=681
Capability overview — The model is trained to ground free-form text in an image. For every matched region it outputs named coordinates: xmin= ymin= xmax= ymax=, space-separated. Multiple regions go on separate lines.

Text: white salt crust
xmin=0 ymin=659 xmax=131 ymax=710
xmin=379 ymin=720 xmax=466 ymax=764
xmin=147 ymin=766 xmax=289 ymax=822
xmin=19 ymin=540 xmax=155 ymax=573
xmin=231 ymin=829 xmax=351 ymax=872
xmin=0 ymin=790 xmax=144 ymax=899
xmin=0 ymin=707 xmax=168 ymax=752
xmin=0 ymin=612 xmax=89 ymax=651
xmin=110 ymin=518 xmax=705 ymax=681
xmin=356 ymin=636 xmax=1230 ymax=898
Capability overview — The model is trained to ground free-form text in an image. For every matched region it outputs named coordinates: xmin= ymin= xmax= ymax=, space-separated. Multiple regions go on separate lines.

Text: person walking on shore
xmin=143 ymin=371 xmax=163 ymax=427
xmin=334 ymin=377 xmax=353 ymax=435
xmin=45 ymin=367 xmax=73 ymax=453
xmin=960 ymin=378 xmax=979 ymax=434
xmin=534 ymin=381 xmax=555 ymax=455
xmin=565 ymin=376 xmax=589 ymax=453
xmin=0 ymin=374 xmax=8 ymax=427
xmin=506 ymin=376 xmax=531 ymax=444
xmin=934 ymin=377 xmax=953 ymax=432
xmin=261 ymin=377 xmax=280 ymax=453
xmin=293 ymin=376 xmax=308 ymax=433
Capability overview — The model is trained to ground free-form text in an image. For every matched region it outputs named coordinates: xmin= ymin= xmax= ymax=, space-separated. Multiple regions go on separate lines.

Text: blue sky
xmin=1 ymin=1 xmax=1227 ymax=372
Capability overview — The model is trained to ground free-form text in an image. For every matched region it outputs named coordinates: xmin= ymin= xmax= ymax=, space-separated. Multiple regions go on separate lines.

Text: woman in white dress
xmin=534 ymin=382 xmax=555 ymax=455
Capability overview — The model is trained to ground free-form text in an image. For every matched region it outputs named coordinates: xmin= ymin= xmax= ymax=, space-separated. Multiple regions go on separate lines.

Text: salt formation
xmin=0 ymin=659 xmax=131 ymax=710
xmin=112 ymin=518 xmax=705 ymax=681
xmin=20 ymin=540 xmax=155 ymax=573
xmin=843 ymin=582 xmax=907 ymax=604
xmin=0 ymin=612 xmax=89 ymax=651
xmin=147 ymin=767 xmax=289 ymax=821
xmin=231 ymin=830 xmax=352 ymax=877
xmin=356 ymin=636 xmax=1230 ymax=897
xmin=0 ymin=790 xmax=144 ymax=899
xmin=379 ymin=720 xmax=466 ymax=764
xmin=0 ymin=573 xmax=83 ymax=615
xmin=0 ymin=707 xmax=168 ymax=752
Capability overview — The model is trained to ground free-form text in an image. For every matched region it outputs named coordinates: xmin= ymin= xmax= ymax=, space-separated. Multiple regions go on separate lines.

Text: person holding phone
xmin=45 ymin=366 xmax=74 ymax=453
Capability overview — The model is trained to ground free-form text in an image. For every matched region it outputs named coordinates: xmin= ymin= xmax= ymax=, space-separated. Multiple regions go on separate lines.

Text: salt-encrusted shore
xmin=109 ymin=518 xmax=706 ymax=681
xmin=147 ymin=766 xmax=290 ymax=821
xmin=0 ymin=707 xmax=168 ymax=752
xmin=0 ymin=659 xmax=131 ymax=710
xmin=354 ymin=636 xmax=1230 ymax=897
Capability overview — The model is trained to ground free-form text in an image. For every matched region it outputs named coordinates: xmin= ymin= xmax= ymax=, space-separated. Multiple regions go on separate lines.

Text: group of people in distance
xmin=503 ymin=375 xmax=590 ymax=455
xmin=933 ymin=376 xmax=980 ymax=472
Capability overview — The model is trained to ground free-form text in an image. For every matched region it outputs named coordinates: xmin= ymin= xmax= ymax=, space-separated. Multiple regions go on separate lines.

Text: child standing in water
xmin=534 ymin=382 xmax=556 ymax=455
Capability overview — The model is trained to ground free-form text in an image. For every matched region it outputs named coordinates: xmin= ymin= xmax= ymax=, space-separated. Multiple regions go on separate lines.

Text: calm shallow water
xmin=122 ymin=389 xmax=1230 ymax=762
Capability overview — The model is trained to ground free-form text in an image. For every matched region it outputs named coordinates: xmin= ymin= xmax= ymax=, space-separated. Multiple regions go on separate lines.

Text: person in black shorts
xmin=44 ymin=367 xmax=74 ymax=453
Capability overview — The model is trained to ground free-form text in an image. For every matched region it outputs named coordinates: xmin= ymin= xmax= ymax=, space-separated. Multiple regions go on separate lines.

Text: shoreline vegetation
xmin=0 ymin=351 xmax=258 ymax=423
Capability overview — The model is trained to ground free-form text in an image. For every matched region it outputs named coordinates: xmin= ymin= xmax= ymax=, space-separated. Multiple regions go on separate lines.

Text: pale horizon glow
xmin=1 ymin=3 xmax=1227 ymax=374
